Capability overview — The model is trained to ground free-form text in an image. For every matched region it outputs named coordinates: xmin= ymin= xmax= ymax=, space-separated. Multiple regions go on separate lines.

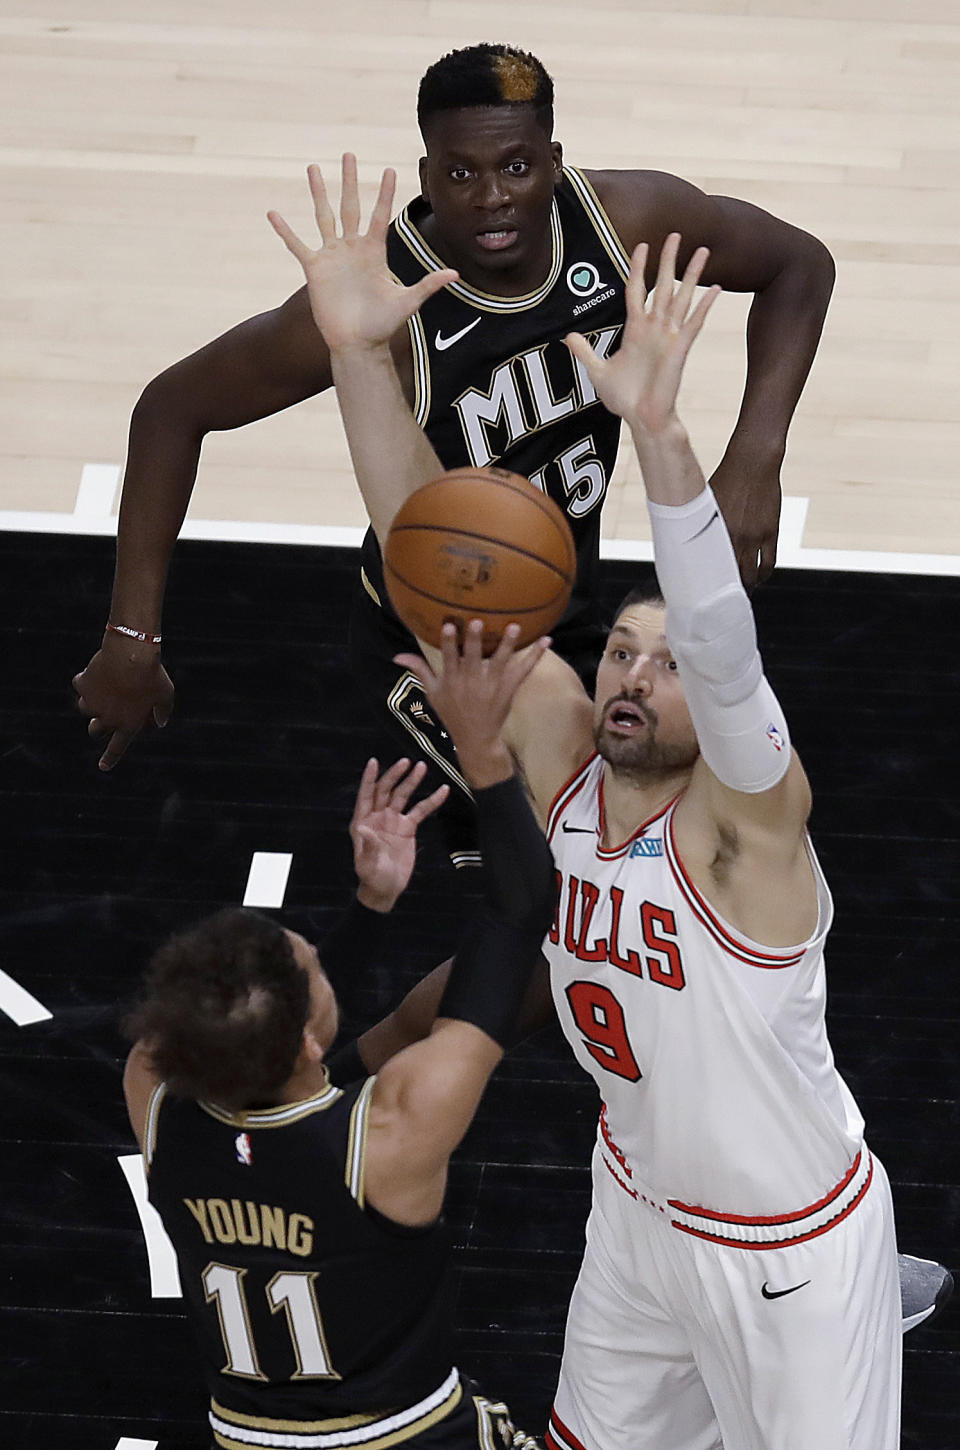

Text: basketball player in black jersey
xmin=75 ymin=41 xmax=836 ymax=805
xmin=124 ymin=688 xmax=556 ymax=1449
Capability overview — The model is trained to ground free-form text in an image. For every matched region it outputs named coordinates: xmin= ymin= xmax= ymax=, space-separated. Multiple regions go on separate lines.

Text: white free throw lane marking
xmin=117 ymin=1154 xmax=182 ymax=1299
xmin=0 ymin=968 xmax=52 ymax=1026
xmin=115 ymin=1440 xmax=159 ymax=1449
xmin=73 ymin=463 xmax=120 ymax=518
xmin=243 ymin=852 xmax=293 ymax=908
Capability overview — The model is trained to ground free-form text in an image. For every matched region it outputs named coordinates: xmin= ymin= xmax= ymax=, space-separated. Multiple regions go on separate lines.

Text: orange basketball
xmin=383 ymin=467 xmax=576 ymax=653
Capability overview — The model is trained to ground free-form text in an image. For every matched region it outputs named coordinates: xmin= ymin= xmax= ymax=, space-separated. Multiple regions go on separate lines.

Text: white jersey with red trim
xmin=543 ymin=753 xmax=867 ymax=1232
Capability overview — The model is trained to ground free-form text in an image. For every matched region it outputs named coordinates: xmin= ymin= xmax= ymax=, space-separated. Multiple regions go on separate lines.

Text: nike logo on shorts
xmin=761 ymin=1279 xmax=811 ymax=1300
xmin=435 ymin=317 xmax=481 ymax=351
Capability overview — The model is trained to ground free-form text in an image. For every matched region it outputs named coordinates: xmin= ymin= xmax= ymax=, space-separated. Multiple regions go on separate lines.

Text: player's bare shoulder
xmin=581 ymin=168 xmax=721 ymax=255
xmin=504 ymin=648 xmax=594 ymax=823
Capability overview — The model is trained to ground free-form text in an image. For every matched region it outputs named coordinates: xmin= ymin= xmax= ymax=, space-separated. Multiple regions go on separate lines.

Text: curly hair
xmin=417 ymin=43 xmax=554 ymax=138
xmin=124 ymin=909 xmax=310 ymax=1110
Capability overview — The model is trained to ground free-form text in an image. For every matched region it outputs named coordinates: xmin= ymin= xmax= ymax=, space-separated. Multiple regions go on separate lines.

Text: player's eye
xmin=449 ymin=166 xmax=472 ymax=182
xmin=666 ymin=659 xmax=678 ymax=672
xmin=504 ymin=159 xmax=530 ymax=176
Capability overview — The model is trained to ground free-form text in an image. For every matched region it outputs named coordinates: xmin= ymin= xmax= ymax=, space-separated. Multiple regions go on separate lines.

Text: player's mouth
xmin=603 ymin=699 xmax=651 ymax=735
xmin=476 ymin=226 xmax=519 ymax=251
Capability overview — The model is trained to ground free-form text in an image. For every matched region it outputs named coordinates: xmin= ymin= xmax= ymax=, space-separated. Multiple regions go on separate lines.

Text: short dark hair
xmin=612 ymin=583 xmax=666 ymax=624
xmin=417 ymin=43 xmax=554 ymax=137
xmin=124 ymin=909 xmax=310 ymax=1109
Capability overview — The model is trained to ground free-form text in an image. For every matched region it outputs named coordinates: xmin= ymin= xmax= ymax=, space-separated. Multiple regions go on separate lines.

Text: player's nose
xmin=623 ymin=656 xmax=654 ymax=693
xmin=475 ymin=170 xmax=509 ymax=209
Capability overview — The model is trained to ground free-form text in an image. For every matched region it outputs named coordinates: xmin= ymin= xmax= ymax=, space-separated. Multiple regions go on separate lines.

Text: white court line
xmin=243 ymin=852 xmax=293 ymax=908
xmin=117 ymin=1154 xmax=182 ymax=1299
xmin=0 ymin=968 xmax=52 ymax=1026
xmin=115 ymin=1439 xmax=159 ymax=1449
xmin=73 ymin=462 xmax=120 ymax=518
xmin=2 ymin=492 xmax=959 ymax=576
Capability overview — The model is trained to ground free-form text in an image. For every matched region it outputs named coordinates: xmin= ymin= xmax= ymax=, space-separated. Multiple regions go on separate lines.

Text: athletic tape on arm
xmin=647 ymin=488 xmax=791 ymax=794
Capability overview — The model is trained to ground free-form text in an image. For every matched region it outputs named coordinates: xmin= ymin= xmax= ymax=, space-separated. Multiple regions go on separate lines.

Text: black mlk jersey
xmin=146 ymin=1076 xmax=456 ymax=1435
xmin=365 ymin=166 xmax=630 ymax=641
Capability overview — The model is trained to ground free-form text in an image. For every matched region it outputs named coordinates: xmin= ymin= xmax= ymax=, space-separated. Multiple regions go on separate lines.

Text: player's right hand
xmin=267 ymin=154 xmax=458 ymax=354
xmin=72 ymin=635 xmax=175 ymax=771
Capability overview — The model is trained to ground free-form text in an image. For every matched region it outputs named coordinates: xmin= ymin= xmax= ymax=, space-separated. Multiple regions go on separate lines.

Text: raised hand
xmin=564 ymin=234 xmax=720 ymax=435
xmin=395 ymin=621 xmax=552 ymax=789
xmin=350 ymin=757 xmax=449 ymax=912
xmin=268 ymin=154 xmax=457 ymax=353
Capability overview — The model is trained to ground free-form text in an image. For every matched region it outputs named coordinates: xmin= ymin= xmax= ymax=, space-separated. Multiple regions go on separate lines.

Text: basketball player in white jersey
xmin=269 ymin=158 xmax=906 ymax=1449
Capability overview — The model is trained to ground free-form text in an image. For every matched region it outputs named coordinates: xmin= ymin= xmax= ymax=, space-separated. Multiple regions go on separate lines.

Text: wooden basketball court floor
xmin=2 ymin=3 xmax=959 ymax=1447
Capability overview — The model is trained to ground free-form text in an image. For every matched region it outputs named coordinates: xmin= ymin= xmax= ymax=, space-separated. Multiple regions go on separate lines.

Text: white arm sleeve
xmin=647 ymin=487 xmax=791 ymax=794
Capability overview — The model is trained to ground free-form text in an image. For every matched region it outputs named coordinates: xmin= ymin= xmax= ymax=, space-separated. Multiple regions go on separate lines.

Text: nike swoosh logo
xmin=688 ymin=509 xmax=720 ymax=542
xmin=561 ymin=823 xmax=594 ymax=834
xmin=761 ymin=1280 xmax=810 ymax=1300
xmin=435 ymin=317 xmax=481 ymax=351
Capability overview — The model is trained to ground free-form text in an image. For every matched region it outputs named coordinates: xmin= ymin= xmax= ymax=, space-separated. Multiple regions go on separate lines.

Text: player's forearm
xmin=628 ymin=415 xmax=706 ymax=509
xmin=721 ymin=239 xmax=834 ymax=464
xmin=330 ymin=344 xmax=443 ymax=547
xmin=109 ymin=390 xmax=206 ymax=629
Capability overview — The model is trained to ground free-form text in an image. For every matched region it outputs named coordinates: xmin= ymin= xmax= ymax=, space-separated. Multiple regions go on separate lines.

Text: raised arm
xmin=361 ymin=624 xmax=558 ymax=1226
xmin=267 ymin=155 xmax=456 ymax=548
xmin=593 ymin=169 xmax=835 ymax=586
xmin=565 ymin=236 xmax=810 ymax=844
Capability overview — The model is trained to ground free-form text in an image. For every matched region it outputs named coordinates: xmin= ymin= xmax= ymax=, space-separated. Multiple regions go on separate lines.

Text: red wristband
xmin=106 ymin=622 xmax=162 ymax=646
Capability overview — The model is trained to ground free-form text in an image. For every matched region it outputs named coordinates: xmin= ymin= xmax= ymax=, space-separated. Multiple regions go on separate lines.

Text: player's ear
xmin=418 ymin=155 xmax=430 ymax=202
xmin=551 ymin=142 xmax=563 ymax=182
xmin=300 ymin=1028 xmax=324 ymax=1064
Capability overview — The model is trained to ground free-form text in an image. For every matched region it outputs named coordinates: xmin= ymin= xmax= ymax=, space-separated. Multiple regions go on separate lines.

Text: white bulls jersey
xmin=543 ymin=753 xmax=871 ymax=1247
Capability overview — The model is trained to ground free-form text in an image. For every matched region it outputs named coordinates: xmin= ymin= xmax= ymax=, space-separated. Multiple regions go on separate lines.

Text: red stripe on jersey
xmin=671 ymin=1159 xmax=873 ymax=1248
xmin=668 ymin=1151 xmax=862 ymax=1226
xmin=546 ymin=754 xmax=597 ymax=844
xmin=602 ymin=1150 xmax=639 ymax=1200
xmin=596 ymin=776 xmax=679 ymax=859
xmin=548 ymin=1408 xmax=589 ymax=1450
xmin=664 ymin=808 xmax=806 ymax=970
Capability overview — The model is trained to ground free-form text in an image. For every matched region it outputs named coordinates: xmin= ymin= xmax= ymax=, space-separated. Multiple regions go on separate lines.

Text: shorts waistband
xmin=210 ymin=1367 xmax=462 ymax=1450
xmin=598 ymin=1136 xmax=874 ymax=1249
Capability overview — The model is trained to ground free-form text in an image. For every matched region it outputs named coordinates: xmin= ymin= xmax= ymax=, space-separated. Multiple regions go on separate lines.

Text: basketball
xmin=383 ymin=467 xmax=576 ymax=653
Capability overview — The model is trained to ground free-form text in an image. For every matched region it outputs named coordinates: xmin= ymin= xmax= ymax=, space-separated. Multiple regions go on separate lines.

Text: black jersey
xmin=363 ymin=167 xmax=630 ymax=641
xmin=146 ymin=1076 xmax=459 ymax=1447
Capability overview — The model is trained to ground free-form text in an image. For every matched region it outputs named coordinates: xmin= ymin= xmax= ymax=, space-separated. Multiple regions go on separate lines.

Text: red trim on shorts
xmin=671 ymin=1159 xmax=874 ymax=1249
xmin=668 ymin=1151 xmax=863 ymax=1227
xmin=665 ymin=807 xmax=806 ymax=969
xmin=547 ymin=1408 xmax=589 ymax=1450
xmin=601 ymin=1151 xmax=638 ymax=1200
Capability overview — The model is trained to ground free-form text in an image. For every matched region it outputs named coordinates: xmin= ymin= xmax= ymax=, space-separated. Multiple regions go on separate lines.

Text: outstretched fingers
xmin=338 ymin=152 xmax=361 ymax=238
xmin=367 ymin=164 xmax=397 ymax=241
xmin=404 ymin=781 xmax=451 ymax=828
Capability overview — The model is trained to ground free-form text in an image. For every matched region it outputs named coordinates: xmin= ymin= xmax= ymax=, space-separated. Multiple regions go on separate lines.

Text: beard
xmin=593 ymin=697 xmax=699 ymax=779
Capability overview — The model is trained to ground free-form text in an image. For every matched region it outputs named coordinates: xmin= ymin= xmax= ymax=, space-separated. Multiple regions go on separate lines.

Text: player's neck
xmin=599 ymin=764 xmax=689 ymax=851
xmin=274 ymin=1059 xmax=333 ymax=1107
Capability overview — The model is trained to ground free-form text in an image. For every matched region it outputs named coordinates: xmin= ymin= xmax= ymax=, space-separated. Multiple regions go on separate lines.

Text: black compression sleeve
xmin=318 ymin=895 xmax=391 ymax=1016
xmin=437 ymin=774 xmax=556 ymax=1046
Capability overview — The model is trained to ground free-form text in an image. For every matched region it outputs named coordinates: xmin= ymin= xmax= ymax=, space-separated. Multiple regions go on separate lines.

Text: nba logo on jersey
xmin=234 ymin=1132 xmax=253 ymax=1166
xmin=766 ymin=721 xmax=785 ymax=752
xmin=630 ymin=837 xmax=663 ymax=858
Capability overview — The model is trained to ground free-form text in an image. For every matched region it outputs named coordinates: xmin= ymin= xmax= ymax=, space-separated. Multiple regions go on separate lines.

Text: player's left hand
xmin=350 ymin=757 xmax=449 ymax=912
xmin=564 ymin=233 xmax=720 ymax=435
xmin=268 ymin=154 xmax=458 ymax=353
xmin=708 ymin=452 xmax=782 ymax=588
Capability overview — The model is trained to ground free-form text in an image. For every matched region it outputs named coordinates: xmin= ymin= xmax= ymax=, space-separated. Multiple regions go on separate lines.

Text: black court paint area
xmin=1 ymin=531 xmax=958 ymax=1448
